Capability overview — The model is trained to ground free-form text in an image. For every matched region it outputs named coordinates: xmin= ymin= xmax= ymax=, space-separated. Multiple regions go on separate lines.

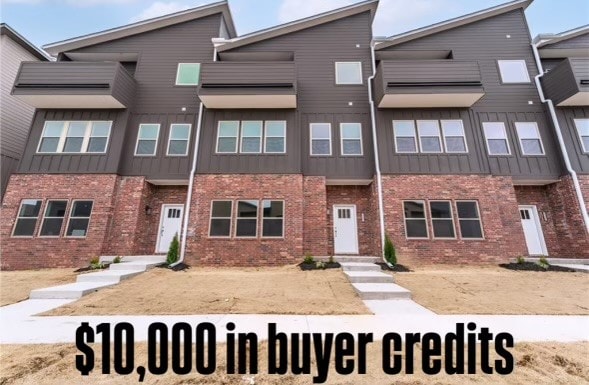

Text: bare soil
xmin=0 ymin=269 xmax=77 ymax=306
xmin=44 ymin=266 xmax=369 ymax=316
xmin=394 ymin=265 xmax=589 ymax=315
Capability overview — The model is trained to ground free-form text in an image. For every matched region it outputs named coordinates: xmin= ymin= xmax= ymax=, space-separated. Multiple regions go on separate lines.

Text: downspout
xmin=173 ymin=47 xmax=217 ymax=267
xmin=531 ymin=40 xmax=589 ymax=234
xmin=367 ymin=40 xmax=387 ymax=261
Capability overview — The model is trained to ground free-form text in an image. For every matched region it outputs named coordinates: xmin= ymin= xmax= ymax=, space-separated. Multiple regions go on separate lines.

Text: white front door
xmin=156 ymin=204 xmax=184 ymax=253
xmin=333 ymin=205 xmax=359 ymax=254
xmin=519 ymin=205 xmax=547 ymax=256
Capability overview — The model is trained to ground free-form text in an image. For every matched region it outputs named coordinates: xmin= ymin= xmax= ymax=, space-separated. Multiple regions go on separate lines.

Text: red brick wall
xmin=186 ymin=174 xmax=305 ymax=266
xmin=380 ymin=175 xmax=527 ymax=265
xmin=303 ymin=176 xmax=328 ymax=256
xmin=1 ymin=174 xmax=118 ymax=269
xmin=580 ymin=175 xmax=589 ymax=211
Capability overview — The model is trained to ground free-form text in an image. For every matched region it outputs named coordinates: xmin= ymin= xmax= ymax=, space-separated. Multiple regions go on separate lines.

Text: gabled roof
xmin=535 ymin=25 xmax=589 ymax=47
xmin=0 ymin=23 xmax=50 ymax=61
xmin=374 ymin=0 xmax=532 ymax=50
xmin=43 ymin=1 xmax=236 ymax=56
xmin=216 ymin=0 xmax=378 ymax=53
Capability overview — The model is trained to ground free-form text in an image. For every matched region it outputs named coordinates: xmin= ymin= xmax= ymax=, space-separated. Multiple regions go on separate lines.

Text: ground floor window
xmin=429 ymin=201 xmax=455 ymax=239
xmin=262 ymin=200 xmax=284 ymax=237
xmin=208 ymin=199 xmax=284 ymax=239
xmin=403 ymin=200 xmax=428 ymax=238
xmin=209 ymin=201 xmax=233 ymax=237
xmin=39 ymin=200 xmax=68 ymax=237
xmin=66 ymin=201 xmax=94 ymax=237
xmin=456 ymin=201 xmax=484 ymax=239
xmin=12 ymin=199 xmax=43 ymax=237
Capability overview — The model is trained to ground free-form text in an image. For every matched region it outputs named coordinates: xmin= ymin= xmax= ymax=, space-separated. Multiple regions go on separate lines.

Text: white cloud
xmin=131 ymin=1 xmax=196 ymax=22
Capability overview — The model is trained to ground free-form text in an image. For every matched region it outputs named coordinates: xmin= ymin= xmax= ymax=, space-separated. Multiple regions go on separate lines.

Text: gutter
xmin=367 ymin=40 xmax=387 ymax=260
xmin=530 ymin=40 xmax=589 ymax=234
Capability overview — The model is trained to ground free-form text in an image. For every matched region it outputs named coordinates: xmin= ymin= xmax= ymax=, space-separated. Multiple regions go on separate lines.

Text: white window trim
xmin=393 ymin=120 xmax=418 ymax=154
xmin=235 ymin=200 xmax=259 ymax=238
xmin=261 ymin=199 xmax=285 ymax=239
xmin=417 ymin=120 xmax=443 ymax=154
xmin=515 ymin=122 xmax=545 ymax=156
xmin=38 ymin=199 xmax=68 ymax=238
xmin=340 ymin=123 xmax=363 ymax=156
xmin=240 ymin=121 xmax=263 ymax=154
xmin=441 ymin=120 xmax=469 ymax=154
xmin=64 ymin=199 xmax=93 ymax=238
xmin=134 ymin=123 xmax=161 ymax=157
xmin=166 ymin=123 xmax=192 ymax=156
xmin=573 ymin=119 xmax=589 ymax=154
xmin=403 ymin=200 xmax=429 ymax=239
xmin=310 ymin=123 xmax=332 ymax=156
xmin=482 ymin=122 xmax=511 ymax=156
xmin=456 ymin=200 xmax=485 ymax=240
xmin=11 ymin=199 xmax=43 ymax=238
xmin=335 ymin=61 xmax=363 ymax=85
xmin=175 ymin=63 xmax=201 ymax=86
xmin=497 ymin=60 xmax=531 ymax=84
xmin=215 ymin=121 xmax=240 ymax=154
xmin=36 ymin=121 xmax=113 ymax=154
xmin=263 ymin=121 xmax=287 ymax=154
xmin=429 ymin=200 xmax=457 ymax=240
xmin=208 ymin=200 xmax=233 ymax=238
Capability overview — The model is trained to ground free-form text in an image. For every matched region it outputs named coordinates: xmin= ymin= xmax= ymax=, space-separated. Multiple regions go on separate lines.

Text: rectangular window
xmin=12 ymin=199 xmax=42 ymax=237
xmin=456 ymin=201 xmax=484 ymax=239
xmin=417 ymin=120 xmax=442 ymax=153
xmin=240 ymin=121 xmax=263 ymax=153
xmin=63 ymin=122 xmax=87 ymax=153
xmin=393 ymin=121 xmax=418 ymax=153
xmin=515 ymin=122 xmax=544 ymax=155
xmin=167 ymin=123 xmax=191 ymax=156
xmin=175 ymin=63 xmax=201 ymax=86
xmin=66 ymin=200 xmax=93 ymax=237
xmin=441 ymin=120 xmax=468 ymax=153
xmin=262 ymin=200 xmax=284 ymax=237
xmin=209 ymin=201 xmax=232 ymax=237
xmin=235 ymin=200 xmax=258 ymax=237
xmin=403 ymin=200 xmax=428 ymax=239
xmin=264 ymin=121 xmax=286 ymax=153
xmin=216 ymin=121 xmax=239 ymax=153
xmin=498 ymin=60 xmax=530 ymax=83
xmin=335 ymin=62 xmax=363 ymax=85
xmin=483 ymin=122 xmax=511 ymax=155
xmin=430 ymin=201 xmax=455 ymax=239
xmin=340 ymin=123 xmax=363 ymax=156
xmin=87 ymin=122 xmax=112 ymax=153
xmin=310 ymin=123 xmax=332 ymax=156
xmin=39 ymin=200 xmax=67 ymax=237
xmin=37 ymin=121 xmax=112 ymax=154
xmin=38 ymin=121 xmax=65 ymax=153
xmin=135 ymin=124 xmax=160 ymax=156
xmin=574 ymin=119 xmax=589 ymax=153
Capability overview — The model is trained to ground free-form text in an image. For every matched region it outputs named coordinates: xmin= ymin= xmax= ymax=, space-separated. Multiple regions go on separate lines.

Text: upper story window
xmin=340 ymin=123 xmax=363 ymax=156
xmin=497 ymin=60 xmax=530 ymax=83
xmin=417 ymin=120 xmax=442 ymax=153
xmin=393 ymin=120 xmax=468 ymax=154
xmin=175 ymin=63 xmax=201 ymax=86
xmin=240 ymin=121 xmax=263 ymax=153
xmin=441 ymin=120 xmax=468 ymax=153
xmin=135 ymin=124 xmax=160 ymax=156
xmin=515 ymin=122 xmax=545 ymax=155
xmin=393 ymin=121 xmax=418 ymax=153
xmin=166 ymin=124 xmax=191 ymax=156
xmin=216 ymin=121 xmax=286 ymax=154
xmin=264 ymin=121 xmax=286 ymax=153
xmin=482 ymin=122 xmax=511 ymax=156
xmin=335 ymin=62 xmax=363 ymax=85
xmin=37 ymin=121 xmax=112 ymax=154
xmin=310 ymin=123 xmax=332 ymax=156
xmin=216 ymin=121 xmax=240 ymax=153
xmin=574 ymin=119 xmax=589 ymax=153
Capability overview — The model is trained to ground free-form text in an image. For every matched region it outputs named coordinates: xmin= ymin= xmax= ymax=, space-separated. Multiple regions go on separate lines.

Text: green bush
xmin=89 ymin=256 xmax=104 ymax=270
xmin=384 ymin=234 xmax=397 ymax=266
xmin=538 ymin=256 xmax=550 ymax=270
xmin=315 ymin=261 xmax=326 ymax=270
xmin=166 ymin=233 xmax=180 ymax=265
xmin=113 ymin=256 xmax=122 ymax=264
xmin=516 ymin=256 xmax=525 ymax=264
xmin=328 ymin=255 xmax=335 ymax=264
xmin=303 ymin=253 xmax=314 ymax=264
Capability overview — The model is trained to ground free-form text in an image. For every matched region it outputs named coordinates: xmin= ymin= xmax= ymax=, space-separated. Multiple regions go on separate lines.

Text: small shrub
xmin=516 ymin=256 xmax=525 ymax=264
xmin=303 ymin=253 xmax=314 ymax=264
xmin=89 ymin=257 xmax=104 ymax=270
xmin=384 ymin=234 xmax=397 ymax=266
xmin=328 ymin=255 xmax=335 ymax=264
xmin=166 ymin=233 xmax=180 ymax=265
xmin=90 ymin=256 xmax=100 ymax=265
xmin=113 ymin=256 xmax=122 ymax=264
xmin=315 ymin=261 xmax=326 ymax=270
xmin=538 ymin=256 xmax=550 ymax=270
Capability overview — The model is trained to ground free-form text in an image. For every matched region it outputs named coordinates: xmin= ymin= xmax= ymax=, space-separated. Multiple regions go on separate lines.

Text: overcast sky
xmin=1 ymin=0 xmax=588 ymax=50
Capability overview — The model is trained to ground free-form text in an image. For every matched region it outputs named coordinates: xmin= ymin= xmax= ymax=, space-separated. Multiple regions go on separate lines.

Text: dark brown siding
xmin=541 ymin=59 xmax=581 ymax=106
xmin=1 ymin=154 xmax=19 ymax=199
xmin=555 ymin=107 xmax=589 ymax=174
xmin=544 ymin=32 xmax=589 ymax=50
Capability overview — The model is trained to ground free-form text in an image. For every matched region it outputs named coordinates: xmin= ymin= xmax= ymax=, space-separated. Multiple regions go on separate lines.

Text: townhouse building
xmin=1 ymin=0 xmax=587 ymax=269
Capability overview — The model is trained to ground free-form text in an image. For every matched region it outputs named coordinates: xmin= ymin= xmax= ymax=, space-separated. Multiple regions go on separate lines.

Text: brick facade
xmin=380 ymin=175 xmax=527 ymax=265
xmin=303 ymin=176 xmax=328 ymax=256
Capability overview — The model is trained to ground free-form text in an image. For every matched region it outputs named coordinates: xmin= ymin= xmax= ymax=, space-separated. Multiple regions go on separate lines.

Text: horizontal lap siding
xmin=200 ymin=62 xmax=296 ymax=85
xmin=544 ymin=33 xmax=589 ymax=50
xmin=571 ymin=58 xmax=589 ymax=92
xmin=381 ymin=60 xmax=482 ymax=82
xmin=541 ymin=59 xmax=579 ymax=105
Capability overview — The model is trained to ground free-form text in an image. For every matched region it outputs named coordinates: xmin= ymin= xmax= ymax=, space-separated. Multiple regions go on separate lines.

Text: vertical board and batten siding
xmin=555 ymin=107 xmax=589 ymax=174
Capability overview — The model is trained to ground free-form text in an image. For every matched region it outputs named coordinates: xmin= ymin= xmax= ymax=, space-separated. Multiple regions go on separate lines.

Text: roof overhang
xmin=535 ymin=25 xmax=589 ymax=48
xmin=13 ymin=94 xmax=126 ymax=109
xmin=557 ymin=92 xmax=589 ymax=107
xmin=43 ymin=1 xmax=236 ymax=56
xmin=378 ymin=93 xmax=485 ymax=108
xmin=199 ymin=94 xmax=297 ymax=109
xmin=0 ymin=23 xmax=50 ymax=61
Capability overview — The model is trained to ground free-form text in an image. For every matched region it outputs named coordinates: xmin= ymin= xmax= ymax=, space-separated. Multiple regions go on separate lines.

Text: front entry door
xmin=157 ymin=205 xmax=184 ymax=253
xmin=333 ymin=205 xmax=359 ymax=254
xmin=519 ymin=205 xmax=547 ymax=256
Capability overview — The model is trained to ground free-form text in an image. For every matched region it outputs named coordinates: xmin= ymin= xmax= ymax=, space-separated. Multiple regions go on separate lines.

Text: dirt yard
xmin=394 ymin=265 xmax=589 ymax=315
xmin=0 ymin=269 xmax=78 ymax=306
xmin=1 ymin=342 xmax=587 ymax=384
xmin=44 ymin=266 xmax=369 ymax=316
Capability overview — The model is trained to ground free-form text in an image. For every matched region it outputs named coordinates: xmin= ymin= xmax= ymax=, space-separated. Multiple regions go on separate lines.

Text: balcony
xmin=541 ymin=58 xmax=589 ymax=106
xmin=198 ymin=62 xmax=297 ymax=109
xmin=374 ymin=60 xmax=485 ymax=108
xmin=12 ymin=62 xmax=136 ymax=109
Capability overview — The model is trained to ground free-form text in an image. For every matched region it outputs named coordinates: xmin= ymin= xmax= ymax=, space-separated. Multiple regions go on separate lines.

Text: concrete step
xmin=108 ymin=261 xmax=164 ymax=271
xmin=340 ymin=262 xmax=381 ymax=272
xmin=100 ymin=255 xmax=166 ymax=263
xmin=76 ymin=270 xmax=143 ymax=283
xmin=335 ymin=256 xmax=381 ymax=263
xmin=29 ymin=282 xmax=116 ymax=299
xmin=352 ymin=283 xmax=411 ymax=300
xmin=345 ymin=271 xmax=394 ymax=283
